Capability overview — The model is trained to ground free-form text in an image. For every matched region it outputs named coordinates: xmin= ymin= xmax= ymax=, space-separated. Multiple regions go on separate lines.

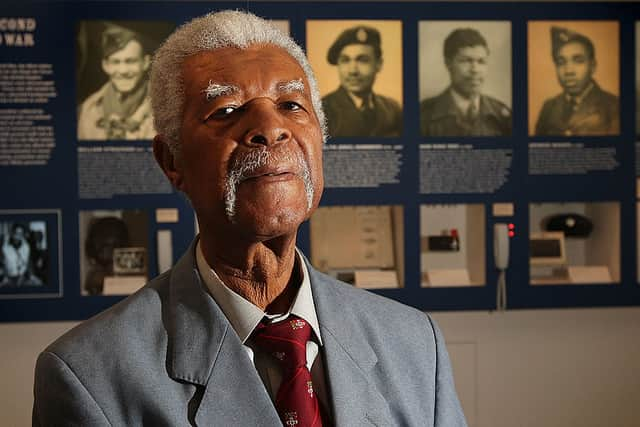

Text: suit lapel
xmin=307 ymin=260 xmax=394 ymax=426
xmin=166 ymin=240 xmax=280 ymax=426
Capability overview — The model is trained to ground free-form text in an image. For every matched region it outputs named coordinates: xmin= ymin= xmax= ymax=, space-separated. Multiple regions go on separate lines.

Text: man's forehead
xmin=455 ymin=45 xmax=489 ymax=57
xmin=339 ymin=43 xmax=376 ymax=56
xmin=183 ymin=46 xmax=308 ymax=93
xmin=557 ymin=41 xmax=588 ymax=56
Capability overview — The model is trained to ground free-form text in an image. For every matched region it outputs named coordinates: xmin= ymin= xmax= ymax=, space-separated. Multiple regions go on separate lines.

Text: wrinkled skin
xmin=153 ymin=44 xmax=324 ymax=311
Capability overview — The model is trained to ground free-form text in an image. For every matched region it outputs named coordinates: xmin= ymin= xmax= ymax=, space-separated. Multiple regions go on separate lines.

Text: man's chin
xmin=231 ymin=208 xmax=307 ymax=242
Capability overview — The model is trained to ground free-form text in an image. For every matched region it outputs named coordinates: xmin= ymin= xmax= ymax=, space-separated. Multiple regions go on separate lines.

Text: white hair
xmin=224 ymin=148 xmax=314 ymax=221
xmin=149 ymin=10 xmax=327 ymax=153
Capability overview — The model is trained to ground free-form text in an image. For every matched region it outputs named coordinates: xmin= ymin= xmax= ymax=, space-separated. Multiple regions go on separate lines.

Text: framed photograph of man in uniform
xmin=76 ymin=20 xmax=175 ymax=141
xmin=419 ymin=21 xmax=512 ymax=137
xmin=306 ymin=20 xmax=403 ymax=138
xmin=528 ymin=21 xmax=620 ymax=137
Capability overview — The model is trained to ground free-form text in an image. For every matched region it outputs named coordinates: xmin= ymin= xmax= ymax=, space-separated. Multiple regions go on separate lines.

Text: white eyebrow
xmin=277 ymin=79 xmax=305 ymax=94
xmin=202 ymin=80 xmax=239 ymax=101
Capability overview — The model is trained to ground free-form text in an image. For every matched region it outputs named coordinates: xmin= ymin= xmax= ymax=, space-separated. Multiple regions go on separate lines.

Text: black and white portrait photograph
xmin=0 ymin=220 xmax=48 ymax=289
xmin=307 ymin=20 xmax=403 ymax=138
xmin=79 ymin=210 xmax=149 ymax=296
xmin=419 ymin=21 xmax=512 ymax=137
xmin=529 ymin=21 xmax=620 ymax=137
xmin=0 ymin=211 xmax=61 ymax=298
xmin=76 ymin=20 xmax=175 ymax=141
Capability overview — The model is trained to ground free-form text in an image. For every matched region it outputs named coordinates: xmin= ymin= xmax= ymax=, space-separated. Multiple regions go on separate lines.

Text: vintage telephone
xmin=493 ymin=223 xmax=510 ymax=311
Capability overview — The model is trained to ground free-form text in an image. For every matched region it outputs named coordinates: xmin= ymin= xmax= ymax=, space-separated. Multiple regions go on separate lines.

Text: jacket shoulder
xmin=311 ymin=268 xmax=431 ymax=328
xmin=420 ymin=91 xmax=449 ymax=113
xmin=45 ymin=271 xmax=171 ymax=359
xmin=482 ymin=95 xmax=512 ymax=116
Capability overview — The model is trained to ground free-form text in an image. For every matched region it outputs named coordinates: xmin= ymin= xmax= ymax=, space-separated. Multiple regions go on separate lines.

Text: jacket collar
xmin=166 ymin=239 xmax=281 ymax=425
xmin=166 ymin=240 xmax=392 ymax=425
xmin=305 ymin=256 xmax=394 ymax=426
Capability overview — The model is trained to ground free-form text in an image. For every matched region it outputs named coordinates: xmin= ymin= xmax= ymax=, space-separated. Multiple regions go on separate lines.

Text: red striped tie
xmin=252 ymin=316 xmax=323 ymax=427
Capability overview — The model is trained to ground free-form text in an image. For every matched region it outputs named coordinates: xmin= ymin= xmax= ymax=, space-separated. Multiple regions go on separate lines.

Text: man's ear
xmin=152 ymin=135 xmax=185 ymax=191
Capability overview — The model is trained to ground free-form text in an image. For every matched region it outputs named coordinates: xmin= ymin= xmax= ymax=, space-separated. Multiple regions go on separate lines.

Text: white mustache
xmin=224 ymin=148 xmax=314 ymax=221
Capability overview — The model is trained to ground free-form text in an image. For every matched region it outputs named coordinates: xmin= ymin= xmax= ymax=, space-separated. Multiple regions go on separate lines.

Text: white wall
xmin=2 ymin=307 xmax=639 ymax=427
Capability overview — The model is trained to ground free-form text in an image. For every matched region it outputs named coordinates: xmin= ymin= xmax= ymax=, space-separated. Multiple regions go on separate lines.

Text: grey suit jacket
xmin=33 ymin=241 xmax=467 ymax=426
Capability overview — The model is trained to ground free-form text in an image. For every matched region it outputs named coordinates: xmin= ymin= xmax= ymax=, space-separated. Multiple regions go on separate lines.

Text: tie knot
xmin=252 ymin=316 xmax=311 ymax=369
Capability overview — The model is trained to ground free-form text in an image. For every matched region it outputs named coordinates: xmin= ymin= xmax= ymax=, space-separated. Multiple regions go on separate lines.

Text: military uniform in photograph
xmin=420 ymin=89 xmax=511 ymax=137
xmin=323 ymin=87 xmax=403 ymax=137
xmin=322 ymin=26 xmax=403 ymax=137
xmin=78 ymin=84 xmax=154 ymax=140
xmin=77 ymin=24 xmax=155 ymax=140
xmin=535 ymin=83 xmax=619 ymax=136
xmin=534 ymin=26 xmax=619 ymax=136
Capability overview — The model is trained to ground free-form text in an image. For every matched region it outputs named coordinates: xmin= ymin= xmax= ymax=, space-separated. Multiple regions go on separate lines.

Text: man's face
xmin=446 ymin=45 xmax=489 ymax=99
xmin=102 ymin=39 xmax=150 ymax=94
xmin=168 ymin=44 xmax=324 ymax=241
xmin=554 ymin=41 xmax=595 ymax=96
xmin=336 ymin=44 xmax=382 ymax=98
xmin=9 ymin=226 xmax=25 ymax=247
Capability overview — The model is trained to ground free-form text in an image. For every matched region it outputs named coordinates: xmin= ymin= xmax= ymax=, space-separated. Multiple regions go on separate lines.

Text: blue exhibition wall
xmin=1 ymin=1 xmax=639 ymax=321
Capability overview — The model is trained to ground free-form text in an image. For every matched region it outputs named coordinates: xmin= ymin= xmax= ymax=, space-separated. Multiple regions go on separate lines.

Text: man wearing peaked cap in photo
xmin=420 ymin=28 xmax=512 ymax=137
xmin=33 ymin=10 xmax=466 ymax=427
xmin=535 ymin=26 xmax=619 ymax=136
xmin=77 ymin=23 xmax=155 ymax=140
xmin=322 ymin=26 xmax=403 ymax=137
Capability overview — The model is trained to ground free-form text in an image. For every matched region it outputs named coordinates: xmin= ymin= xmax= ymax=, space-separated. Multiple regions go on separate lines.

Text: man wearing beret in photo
xmin=77 ymin=23 xmax=155 ymax=140
xmin=321 ymin=26 xmax=403 ymax=137
xmin=420 ymin=28 xmax=512 ymax=137
xmin=33 ymin=11 xmax=466 ymax=427
xmin=535 ymin=26 xmax=619 ymax=136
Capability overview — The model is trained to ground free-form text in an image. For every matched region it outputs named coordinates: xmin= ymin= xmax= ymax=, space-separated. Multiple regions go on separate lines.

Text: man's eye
xmin=209 ymin=106 xmax=237 ymax=119
xmin=280 ymin=101 xmax=303 ymax=111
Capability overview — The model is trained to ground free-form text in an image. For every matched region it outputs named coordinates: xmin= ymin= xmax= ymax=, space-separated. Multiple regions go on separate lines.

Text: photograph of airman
xmin=419 ymin=21 xmax=512 ymax=137
xmin=76 ymin=21 xmax=174 ymax=140
xmin=307 ymin=20 xmax=403 ymax=137
xmin=529 ymin=21 xmax=620 ymax=136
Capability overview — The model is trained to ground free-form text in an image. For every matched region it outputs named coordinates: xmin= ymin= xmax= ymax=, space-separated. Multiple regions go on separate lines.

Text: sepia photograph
xmin=419 ymin=21 xmax=512 ymax=137
xmin=307 ymin=20 xmax=403 ymax=137
xmin=76 ymin=20 xmax=175 ymax=141
xmin=79 ymin=210 xmax=149 ymax=296
xmin=310 ymin=205 xmax=404 ymax=288
xmin=528 ymin=21 xmax=620 ymax=136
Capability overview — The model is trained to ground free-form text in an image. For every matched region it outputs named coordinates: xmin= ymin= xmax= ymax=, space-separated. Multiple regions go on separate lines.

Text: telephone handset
xmin=493 ymin=224 xmax=510 ymax=310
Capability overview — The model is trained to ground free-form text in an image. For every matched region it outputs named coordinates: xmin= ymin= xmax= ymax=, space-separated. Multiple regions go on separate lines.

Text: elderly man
xmin=420 ymin=28 xmax=511 ymax=137
xmin=535 ymin=26 xmax=619 ymax=136
xmin=77 ymin=23 xmax=155 ymax=140
xmin=321 ymin=26 xmax=403 ymax=137
xmin=34 ymin=11 xmax=466 ymax=427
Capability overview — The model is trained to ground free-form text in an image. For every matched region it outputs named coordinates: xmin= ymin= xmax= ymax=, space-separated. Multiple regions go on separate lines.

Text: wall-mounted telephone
xmin=494 ymin=224 xmax=510 ymax=310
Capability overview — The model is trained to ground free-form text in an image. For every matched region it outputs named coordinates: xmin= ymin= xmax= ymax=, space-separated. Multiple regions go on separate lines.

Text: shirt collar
xmin=346 ymin=90 xmax=374 ymax=110
xmin=195 ymin=240 xmax=322 ymax=345
xmin=565 ymin=81 xmax=594 ymax=105
xmin=450 ymin=87 xmax=479 ymax=114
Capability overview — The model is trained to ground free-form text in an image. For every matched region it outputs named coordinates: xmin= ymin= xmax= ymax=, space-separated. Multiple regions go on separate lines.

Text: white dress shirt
xmin=450 ymin=87 xmax=480 ymax=117
xmin=195 ymin=241 xmax=331 ymax=419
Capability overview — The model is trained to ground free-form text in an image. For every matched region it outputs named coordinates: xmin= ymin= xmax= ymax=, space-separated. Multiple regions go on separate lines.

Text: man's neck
xmin=198 ymin=230 xmax=300 ymax=311
xmin=344 ymin=88 xmax=373 ymax=109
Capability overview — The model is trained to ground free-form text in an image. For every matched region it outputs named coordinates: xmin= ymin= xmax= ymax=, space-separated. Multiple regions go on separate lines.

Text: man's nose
xmin=242 ymin=101 xmax=292 ymax=147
